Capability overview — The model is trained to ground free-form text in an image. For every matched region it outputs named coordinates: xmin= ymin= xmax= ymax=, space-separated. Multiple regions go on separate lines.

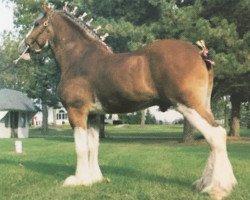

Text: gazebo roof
xmin=0 ymin=89 xmax=36 ymax=112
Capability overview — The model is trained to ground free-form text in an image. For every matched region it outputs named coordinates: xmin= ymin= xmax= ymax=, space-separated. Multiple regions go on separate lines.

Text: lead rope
xmin=0 ymin=45 xmax=30 ymax=73
xmin=13 ymin=46 xmax=30 ymax=64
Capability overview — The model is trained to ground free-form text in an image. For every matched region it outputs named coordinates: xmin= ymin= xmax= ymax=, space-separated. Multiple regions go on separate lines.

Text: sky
xmin=149 ymin=106 xmax=183 ymax=123
xmin=0 ymin=2 xmax=14 ymax=34
xmin=0 ymin=2 xmax=184 ymax=123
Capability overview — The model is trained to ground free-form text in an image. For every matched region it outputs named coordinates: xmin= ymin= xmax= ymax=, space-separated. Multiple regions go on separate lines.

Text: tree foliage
xmin=1 ymin=0 xmax=249 ymax=134
xmin=119 ymin=109 xmax=156 ymax=125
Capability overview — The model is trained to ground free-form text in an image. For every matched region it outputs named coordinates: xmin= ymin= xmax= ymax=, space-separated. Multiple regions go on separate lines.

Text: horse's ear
xmin=41 ymin=2 xmax=52 ymax=14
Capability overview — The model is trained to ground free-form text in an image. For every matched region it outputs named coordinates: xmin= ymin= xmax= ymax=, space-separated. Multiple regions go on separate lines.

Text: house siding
xmin=0 ymin=112 xmax=30 ymax=138
xmin=0 ymin=113 xmax=11 ymax=138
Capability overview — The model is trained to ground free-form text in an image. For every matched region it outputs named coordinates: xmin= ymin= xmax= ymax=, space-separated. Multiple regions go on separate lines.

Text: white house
xmin=0 ymin=89 xmax=37 ymax=138
xmin=32 ymin=105 xmax=70 ymax=127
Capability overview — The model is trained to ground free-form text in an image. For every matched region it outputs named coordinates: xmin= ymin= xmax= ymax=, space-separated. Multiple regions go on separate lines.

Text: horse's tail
xmin=206 ymin=63 xmax=214 ymax=108
xmin=196 ymin=40 xmax=215 ymax=70
xmin=195 ymin=40 xmax=215 ymax=109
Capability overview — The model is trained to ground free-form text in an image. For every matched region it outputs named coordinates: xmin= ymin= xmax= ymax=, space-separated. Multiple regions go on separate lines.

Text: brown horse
xmin=19 ymin=4 xmax=236 ymax=200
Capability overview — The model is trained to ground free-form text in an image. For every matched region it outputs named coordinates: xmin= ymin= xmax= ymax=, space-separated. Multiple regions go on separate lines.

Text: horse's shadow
xmin=0 ymin=158 xmax=72 ymax=179
xmin=0 ymin=158 xmax=192 ymax=190
xmin=102 ymin=165 xmax=192 ymax=189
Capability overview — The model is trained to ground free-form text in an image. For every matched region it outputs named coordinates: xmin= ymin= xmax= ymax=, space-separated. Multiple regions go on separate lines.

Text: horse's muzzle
xmin=14 ymin=39 xmax=31 ymax=63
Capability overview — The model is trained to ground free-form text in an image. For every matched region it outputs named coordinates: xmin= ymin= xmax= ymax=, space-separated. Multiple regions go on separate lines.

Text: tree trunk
xmin=183 ymin=118 xmax=195 ymax=143
xmin=141 ymin=110 xmax=146 ymax=127
xmin=41 ymin=102 xmax=48 ymax=134
xmin=229 ymin=93 xmax=241 ymax=137
xmin=224 ymin=101 xmax=229 ymax=129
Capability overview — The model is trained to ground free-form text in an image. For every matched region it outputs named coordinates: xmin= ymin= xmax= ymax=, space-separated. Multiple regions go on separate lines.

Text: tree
xmin=202 ymin=0 xmax=250 ymax=136
xmin=0 ymin=32 xmax=30 ymax=91
xmin=214 ymin=72 xmax=250 ymax=136
xmin=145 ymin=109 xmax=156 ymax=124
xmin=229 ymin=72 xmax=250 ymax=136
xmin=229 ymin=93 xmax=241 ymax=137
xmin=6 ymin=0 xmax=249 ymax=137
xmin=201 ymin=0 xmax=250 ymax=37
xmin=141 ymin=110 xmax=146 ymax=127
xmin=2 ymin=0 xmax=61 ymax=133
xmin=183 ymin=118 xmax=195 ymax=143
xmin=26 ymin=54 xmax=60 ymax=134
xmin=242 ymin=103 xmax=250 ymax=129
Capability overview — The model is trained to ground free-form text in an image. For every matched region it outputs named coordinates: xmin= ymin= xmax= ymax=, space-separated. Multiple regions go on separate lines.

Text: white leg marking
xmin=177 ymin=104 xmax=226 ymax=150
xmin=63 ymin=127 xmax=92 ymax=186
xmin=88 ymin=128 xmax=103 ymax=183
xmin=177 ymin=104 xmax=237 ymax=200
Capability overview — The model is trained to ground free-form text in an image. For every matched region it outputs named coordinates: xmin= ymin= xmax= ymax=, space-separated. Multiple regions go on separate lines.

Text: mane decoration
xmin=57 ymin=1 xmax=112 ymax=52
xmin=196 ymin=40 xmax=215 ymax=67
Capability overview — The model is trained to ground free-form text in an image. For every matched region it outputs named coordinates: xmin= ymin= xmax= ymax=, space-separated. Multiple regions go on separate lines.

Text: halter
xmin=28 ymin=11 xmax=54 ymax=49
xmin=14 ymin=12 xmax=53 ymax=64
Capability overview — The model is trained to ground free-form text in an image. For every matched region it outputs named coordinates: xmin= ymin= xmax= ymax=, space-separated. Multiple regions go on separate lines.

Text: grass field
xmin=0 ymin=125 xmax=250 ymax=200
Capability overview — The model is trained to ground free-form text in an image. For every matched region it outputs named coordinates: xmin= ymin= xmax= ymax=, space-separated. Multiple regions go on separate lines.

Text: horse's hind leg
xmin=176 ymin=103 xmax=237 ymax=200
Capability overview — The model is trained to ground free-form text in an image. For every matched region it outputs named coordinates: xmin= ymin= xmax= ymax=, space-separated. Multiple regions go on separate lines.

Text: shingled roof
xmin=0 ymin=89 xmax=36 ymax=112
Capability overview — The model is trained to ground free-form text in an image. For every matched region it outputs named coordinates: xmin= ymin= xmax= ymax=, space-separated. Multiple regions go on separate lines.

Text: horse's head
xmin=19 ymin=4 xmax=54 ymax=56
xmin=16 ymin=2 xmax=112 ymax=64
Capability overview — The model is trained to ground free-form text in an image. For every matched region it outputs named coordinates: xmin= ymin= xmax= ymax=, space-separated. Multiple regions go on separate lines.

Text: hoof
xmin=92 ymin=175 xmax=103 ymax=184
xmin=63 ymin=175 xmax=92 ymax=187
xmin=193 ymin=177 xmax=237 ymax=200
xmin=91 ymin=170 xmax=104 ymax=184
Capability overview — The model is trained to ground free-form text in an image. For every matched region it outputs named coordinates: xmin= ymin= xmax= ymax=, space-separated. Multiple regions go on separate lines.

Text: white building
xmin=33 ymin=105 xmax=69 ymax=127
xmin=0 ymin=89 xmax=37 ymax=138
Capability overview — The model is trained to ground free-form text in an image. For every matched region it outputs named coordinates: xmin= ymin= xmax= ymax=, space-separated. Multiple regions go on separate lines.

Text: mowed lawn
xmin=0 ymin=125 xmax=250 ymax=200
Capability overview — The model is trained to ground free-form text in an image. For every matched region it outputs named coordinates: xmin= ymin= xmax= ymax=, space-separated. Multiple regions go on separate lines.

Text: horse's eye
xmin=34 ymin=21 xmax=39 ymax=27
xmin=43 ymin=21 xmax=48 ymax=26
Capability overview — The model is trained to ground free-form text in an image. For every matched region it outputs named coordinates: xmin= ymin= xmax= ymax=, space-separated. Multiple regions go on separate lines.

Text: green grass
xmin=29 ymin=124 xmax=184 ymax=138
xmin=0 ymin=126 xmax=250 ymax=200
xmin=30 ymin=124 xmax=250 ymax=139
xmin=239 ymin=128 xmax=250 ymax=138
xmin=29 ymin=126 xmax=73 ymax=137
xmin=105 ymin=124 xmax=250 ymax=140
xmin=105 ymin=124 xmax=184 ymax=138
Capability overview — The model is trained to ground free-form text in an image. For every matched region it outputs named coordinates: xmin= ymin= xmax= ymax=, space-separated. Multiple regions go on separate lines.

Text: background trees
xmin=1 ymin=0 xmax=249 ymax=137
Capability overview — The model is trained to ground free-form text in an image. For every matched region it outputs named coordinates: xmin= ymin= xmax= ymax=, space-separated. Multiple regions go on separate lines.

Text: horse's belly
xmin=99 ymin=96 xmax=157 ymax=114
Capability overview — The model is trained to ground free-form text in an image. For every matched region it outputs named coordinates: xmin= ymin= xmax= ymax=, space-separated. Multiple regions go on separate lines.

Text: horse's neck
xmin=50 ymin=13 xmax=111 ymax=74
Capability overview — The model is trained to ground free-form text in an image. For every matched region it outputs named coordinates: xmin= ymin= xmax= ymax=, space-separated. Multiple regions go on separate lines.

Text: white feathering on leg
xmin=176 ymin=103 xmax=237 ymax=200
xmin=63 ymin=127 xmax=92 ymax=186
xmin=88 ymin=128 xmax=103 ymax=183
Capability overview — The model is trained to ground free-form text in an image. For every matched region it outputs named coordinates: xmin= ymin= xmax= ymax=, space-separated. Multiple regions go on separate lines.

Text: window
xmin=56 ymin=110 xmax=68 ymax=120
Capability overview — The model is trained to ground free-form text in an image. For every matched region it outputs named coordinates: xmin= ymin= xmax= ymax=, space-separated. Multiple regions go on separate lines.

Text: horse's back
xmin=145 ymin=39 xmax=204 ymax=70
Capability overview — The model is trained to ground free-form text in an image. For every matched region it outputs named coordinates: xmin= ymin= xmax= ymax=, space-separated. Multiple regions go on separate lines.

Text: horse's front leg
xmin=63 ymin=108 xmax=103 ymax=186
xmin=88 ymin=130 xmax=103 ymax=183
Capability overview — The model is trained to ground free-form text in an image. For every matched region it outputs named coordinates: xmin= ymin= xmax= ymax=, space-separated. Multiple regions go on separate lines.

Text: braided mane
xmin=55 ymin=10 xmax=113 ymax=53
